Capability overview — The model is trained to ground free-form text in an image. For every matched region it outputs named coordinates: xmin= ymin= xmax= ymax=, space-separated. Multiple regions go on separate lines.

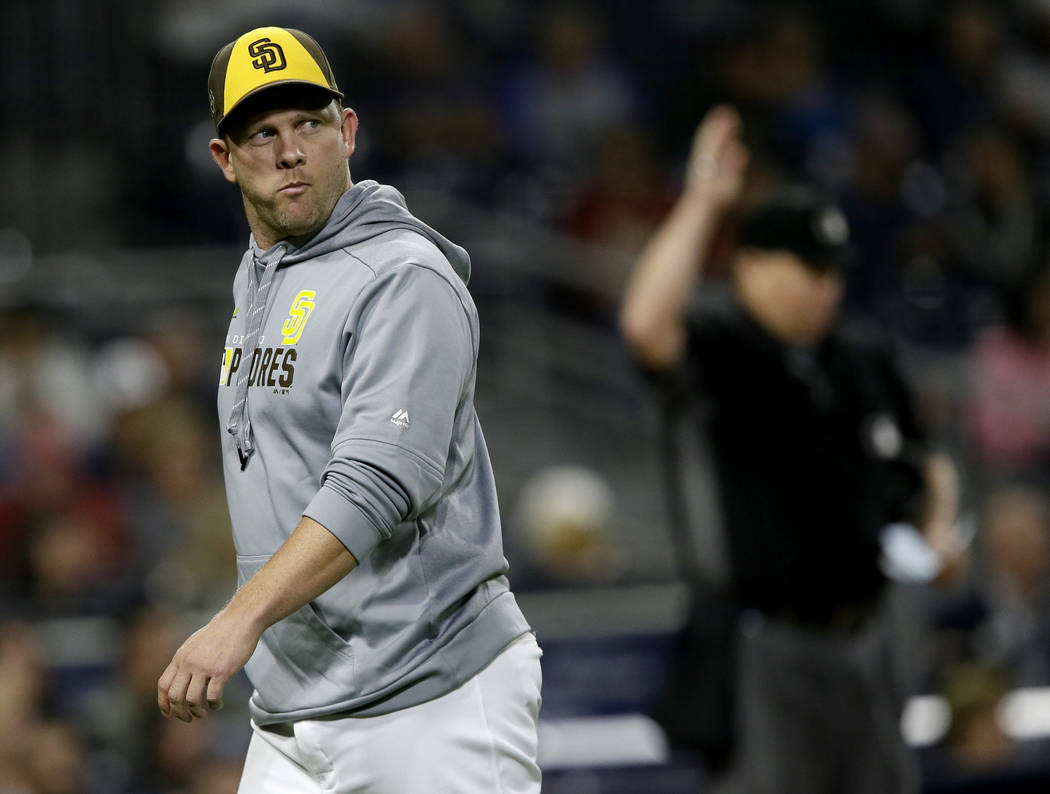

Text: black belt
xmin=767 ymin=600 xmax=879 ymax=634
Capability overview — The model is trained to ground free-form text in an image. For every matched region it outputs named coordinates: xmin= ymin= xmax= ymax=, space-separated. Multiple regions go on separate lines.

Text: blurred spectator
xmin=920 ymin=655 xmax=1050 ymax=791
xmin=77 ymin=606 xmax=182 ymax=789
xmin=0 ymin=413 xmax=131 ymax=613
xmin=109 ymin=394 xmax=234 ymax=611
xmin=910 ymin=0 xmax=1005 ymax=156
xmin=92 ymin=337 xmax=171 ymax=424
xmin=931 ymin=483 xmax=1050 ymax=687
xmin=187 ymin=758 xmax=242 ymax=794
xmin=838 ymin=93 xmax=928 ymax=313
xmin=981 ymin=484 xmax=1050 ymax=683
xmin=761 ymin=10 xmax=855 ymax=186
xmin=941 ymin=128 xmax=1047 ymax=300
xmin=152 ymin=717 xmax=223 ymax=793
xmin=370 ymin=6 xmax=502 ymax=198
xmin=562 ymin=127 xmax=675 ymax=255
xmin=498 ymin=2 xmax=641 ymax=209
xmin=939 ymin=662 xmax=1016 ymax=772
xmin=967 ymin=267 xmax=1050 ymax=475
xmin=142 ymin=312 xmax=222 ymax=413
xmin=0 ymin=303 xmax=105 ymax=450
xmin=555 ymin=127 xmax=675 ymax=317
xmin=24 ymin=513 xmax=114 ymax=610
xmin=19 ymin=720 xmax=87 ymax=794
xmin=1001 ymin=0 xmax=1050 ymax=148
xmin=0 ymin=621 xmax=47 ymax=792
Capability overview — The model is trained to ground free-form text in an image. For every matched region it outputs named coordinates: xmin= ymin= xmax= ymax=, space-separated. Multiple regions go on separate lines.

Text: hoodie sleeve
xmin=302 ymin=262 xmax=475 ymax=562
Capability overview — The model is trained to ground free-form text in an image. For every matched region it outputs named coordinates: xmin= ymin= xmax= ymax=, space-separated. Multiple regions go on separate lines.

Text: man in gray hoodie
xmin=156 ymin=26 xmax=541 ymax=793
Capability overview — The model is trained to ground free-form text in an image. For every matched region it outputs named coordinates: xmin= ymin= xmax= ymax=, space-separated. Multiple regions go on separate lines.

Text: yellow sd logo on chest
xmin=282 ymin=290 xmax=316 ymax=344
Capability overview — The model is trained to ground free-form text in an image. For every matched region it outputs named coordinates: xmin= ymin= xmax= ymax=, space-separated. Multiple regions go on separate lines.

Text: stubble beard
xmin=244 ymin=192 xmax=326 ymax=247
xmin=242 ymin=167 xmax=349 ymax=247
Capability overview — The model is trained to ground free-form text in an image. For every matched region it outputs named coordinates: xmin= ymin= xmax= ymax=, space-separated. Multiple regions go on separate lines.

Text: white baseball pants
xmin=236 ymin=633 xmax=542 ymax=793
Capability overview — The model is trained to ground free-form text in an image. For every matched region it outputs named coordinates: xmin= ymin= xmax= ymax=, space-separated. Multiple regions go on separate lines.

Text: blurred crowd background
xmin=2 ymin=0 xmax=1050 ymax=791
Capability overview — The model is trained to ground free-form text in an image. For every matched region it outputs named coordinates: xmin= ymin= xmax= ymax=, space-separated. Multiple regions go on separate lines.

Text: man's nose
xmin=276 ymin=133 xmax=305 ymax=169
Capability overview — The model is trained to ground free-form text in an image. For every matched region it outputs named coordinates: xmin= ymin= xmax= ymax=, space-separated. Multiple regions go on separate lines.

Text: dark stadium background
xmin=2 ymin=1 xmax=1050 ymax=791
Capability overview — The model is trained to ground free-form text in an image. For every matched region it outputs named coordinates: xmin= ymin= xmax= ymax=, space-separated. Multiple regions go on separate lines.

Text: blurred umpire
xmin=620 ymin=105 xmax=967 ymax=793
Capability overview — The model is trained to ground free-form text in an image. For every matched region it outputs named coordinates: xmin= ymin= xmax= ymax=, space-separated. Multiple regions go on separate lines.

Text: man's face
xmin=737 ymin=250 xmax=845 ymax=344
xmin=210 ymin=94 xmax=357 ymax=249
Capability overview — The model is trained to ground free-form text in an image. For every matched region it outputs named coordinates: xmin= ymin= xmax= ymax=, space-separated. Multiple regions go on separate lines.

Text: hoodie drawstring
xmin=227 ymin=244 xmax=286 ymax=469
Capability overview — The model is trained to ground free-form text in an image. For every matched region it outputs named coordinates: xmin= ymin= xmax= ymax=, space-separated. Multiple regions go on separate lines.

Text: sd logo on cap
xmin=248 ymin=38 xmax=287 ymax=73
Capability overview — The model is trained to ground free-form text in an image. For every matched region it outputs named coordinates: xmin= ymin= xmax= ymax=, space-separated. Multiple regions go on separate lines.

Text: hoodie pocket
xmin=237 ymin=554 xmax=357 ymax=713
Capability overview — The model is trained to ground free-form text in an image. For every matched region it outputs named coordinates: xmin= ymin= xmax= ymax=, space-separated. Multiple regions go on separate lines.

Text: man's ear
xmin=209 ymin=138 xmax=238 ymax=184
xmin=341 ymin=108 xmax=359 ymax=158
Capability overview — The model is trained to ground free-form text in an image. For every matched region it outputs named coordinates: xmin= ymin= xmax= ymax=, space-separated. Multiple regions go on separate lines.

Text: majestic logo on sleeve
xmin=281 ymin=290 xmax=316 ymax=344
xmin=249 ymin=38 xmax=287 ymax=73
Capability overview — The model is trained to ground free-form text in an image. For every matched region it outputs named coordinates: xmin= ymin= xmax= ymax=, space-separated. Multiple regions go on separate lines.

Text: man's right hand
xmin=157 ymin=608 xmax=260 ymax=722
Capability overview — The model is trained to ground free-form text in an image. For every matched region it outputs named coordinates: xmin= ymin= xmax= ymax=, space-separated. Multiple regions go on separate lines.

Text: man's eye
xmin=249 ymin=130 xmax=274 ymax=143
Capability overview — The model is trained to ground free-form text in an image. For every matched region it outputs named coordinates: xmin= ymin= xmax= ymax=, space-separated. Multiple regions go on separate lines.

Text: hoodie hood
xmin=255 ymin=180 xmax=471 ymax=284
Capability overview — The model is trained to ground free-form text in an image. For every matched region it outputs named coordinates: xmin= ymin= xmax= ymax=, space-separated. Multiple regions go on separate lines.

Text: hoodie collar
xmin=259 ymin=180 xmax=471 ymax=284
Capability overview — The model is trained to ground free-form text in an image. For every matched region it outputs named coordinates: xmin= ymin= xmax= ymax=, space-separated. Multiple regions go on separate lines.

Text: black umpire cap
xmin=737 ymin=187 xmax=853 ymax=271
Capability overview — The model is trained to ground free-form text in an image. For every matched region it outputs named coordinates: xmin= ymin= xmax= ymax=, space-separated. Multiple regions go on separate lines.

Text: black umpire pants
xmin=711 ymin=607 xmax=919 ymax=794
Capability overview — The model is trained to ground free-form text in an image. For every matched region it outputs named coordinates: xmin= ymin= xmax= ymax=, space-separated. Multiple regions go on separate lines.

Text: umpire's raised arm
xmin=618 ymin=105 xmax=749 ymax=371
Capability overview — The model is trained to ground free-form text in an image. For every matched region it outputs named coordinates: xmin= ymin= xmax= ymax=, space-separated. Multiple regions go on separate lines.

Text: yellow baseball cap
xmin=208 ymin=26 xmax=343 ymax=134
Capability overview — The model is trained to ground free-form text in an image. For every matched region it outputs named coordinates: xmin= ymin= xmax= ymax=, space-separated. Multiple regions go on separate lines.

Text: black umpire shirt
xmin=673 ymin=289 xmax=927 ymax=621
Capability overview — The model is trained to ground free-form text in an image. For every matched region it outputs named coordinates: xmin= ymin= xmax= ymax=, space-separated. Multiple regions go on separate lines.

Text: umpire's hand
xmin=683 ymin=104 xmax=749 ymax=209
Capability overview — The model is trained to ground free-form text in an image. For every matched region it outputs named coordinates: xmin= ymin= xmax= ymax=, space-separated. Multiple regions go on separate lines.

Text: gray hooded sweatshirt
xmin=216 ymin=180 xmax=531 ymax=725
